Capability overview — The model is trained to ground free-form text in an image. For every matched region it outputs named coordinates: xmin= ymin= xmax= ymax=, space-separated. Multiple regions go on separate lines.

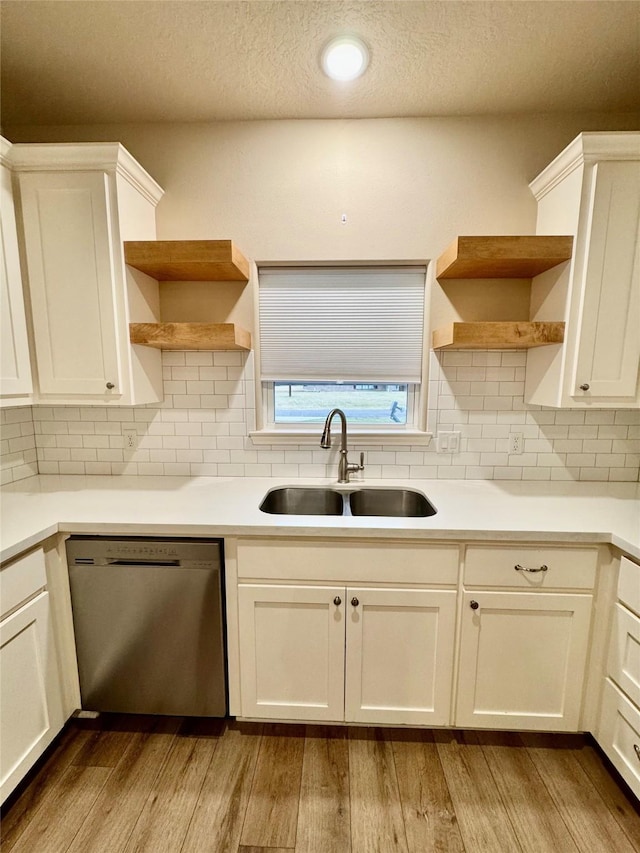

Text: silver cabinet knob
xmin=333 ymin=596 xmax=342 ymax=606
xmin=351 ymin=597 xmax=359 ymax=607
xmin=579 ymin=383 xmax=590 ymax=391
xmin=470 ymin=600 xmax=479 ymax=610
xmin=106 ymin=382 xmax=115 ymax=390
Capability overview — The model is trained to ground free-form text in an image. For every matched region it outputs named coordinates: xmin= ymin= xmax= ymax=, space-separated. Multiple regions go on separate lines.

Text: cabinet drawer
xmin=236 ymin=539 xmax=459 ymax=584
xmin=0 ymin=548 xmax=47 ymax=620
xmin=598 ymin=679 xmax=640 ymax=800
xmin=464 ymin=545 xmax=597 ymax=589
xmin=618 ymin=557 xmax=640 ymax=617
xmin=607 ymin=603 xmax=640 ymax=708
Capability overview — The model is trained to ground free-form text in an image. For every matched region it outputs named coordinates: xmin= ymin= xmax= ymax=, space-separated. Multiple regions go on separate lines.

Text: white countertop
xmin=1 ymin=475 xmax=639 ymax=564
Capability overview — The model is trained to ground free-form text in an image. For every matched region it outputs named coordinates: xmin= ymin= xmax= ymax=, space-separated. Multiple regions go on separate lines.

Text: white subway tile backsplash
xmin=189 ymin=463 xmax=219 ymax=476
xmin=201 ymin=422 xmax=231 ymax=436
xmin=409 ymin=465 xmax=438 ymax=478
xmin=616 ymin=411 xmax=640 ymax=424
xmin=611 ymin=467 xmax=639 ymax=481
xmin=555 ymin=411 xmax=586 ymax=425
xmin=552 ymin=440 xmax=584 ymax=453
xmin=527 ymin=467 xmax=552 ymax=480
xmin=245 ymin=463 xmax=273 ymax=476
xmin=443 ymin=352 xmax=473 ymax=366
xmin=568 ymin=425 xmax=599 ymax=439
xmin=494 ymin=466 xmax=523 ymax=479
xmin=2 ymin=351 xmax=639 ymax=483
xmin=617 ymin=439 xmax=640 ymax=453
xmin=271 ymin=464 xmax=300 ymax=477
xmin=578 ymin=468 xmax=610 ymax=481
xmin=468 ymin=412 xmax=497 ymax=424
xmin=185 ymin=352 xmax=214 ymax=366
xmin=174 ymin=423 xmax=202 ymax=436
xmin=203 ymin=449 xmax=231 ymax=463
xmin=480 ymin=452 xmax=510 ymax=466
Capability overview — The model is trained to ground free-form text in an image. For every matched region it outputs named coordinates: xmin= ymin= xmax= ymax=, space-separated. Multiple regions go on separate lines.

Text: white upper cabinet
xmin=12 ymin=143 xmax=164 ymax=405
xmin=526 ymin=132 xmax=640 ymax=408
xmin=0 ymin=138 xmax=33 ymax=405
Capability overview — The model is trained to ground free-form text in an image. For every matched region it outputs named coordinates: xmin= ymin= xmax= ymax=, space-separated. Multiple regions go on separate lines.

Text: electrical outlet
xmin=123 ymin=429 xmax=138 ymax=450
xmin=508 ymin=432 xmax=524 ymax=455
xmin=437 ymin=430 xmax=461 ymax=454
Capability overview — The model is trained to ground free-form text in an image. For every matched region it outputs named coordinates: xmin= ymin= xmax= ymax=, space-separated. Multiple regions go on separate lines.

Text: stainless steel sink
xmin=259 ymin=487 xmax=344 ymax=515
xmin=260 ymin=485 xmax=437 ymax=517
xmin=348 ymin=488 xmax=437 ymax=517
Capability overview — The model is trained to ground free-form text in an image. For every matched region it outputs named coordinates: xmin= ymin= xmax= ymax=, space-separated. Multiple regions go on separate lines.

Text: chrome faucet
xmin=320 ymin=408 xmax=365 ymax=483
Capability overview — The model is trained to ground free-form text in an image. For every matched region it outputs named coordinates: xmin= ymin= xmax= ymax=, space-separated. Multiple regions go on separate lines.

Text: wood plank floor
xmin=2 ymin=716 xmax=639 ymax=853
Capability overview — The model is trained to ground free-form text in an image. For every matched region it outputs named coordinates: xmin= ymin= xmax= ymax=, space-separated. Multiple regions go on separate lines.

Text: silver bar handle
xmin=634 ymin=744 xmax=640 ymax=761
xmin=515 ymin=564 xmax=548 ymax=573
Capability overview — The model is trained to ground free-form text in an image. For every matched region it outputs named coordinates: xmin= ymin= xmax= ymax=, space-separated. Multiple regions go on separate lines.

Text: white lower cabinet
xmin=0 ymin=546 xmax=69 ymax=803
xmin=599 ymin=679 xmax=640 ymax=799
xmin=230 ymin=539 xmax=598 ymax=733
xmin=455 ymin=590 xmax=593 ymax=731
xmin=596 ymin=555 xmax=640 ymax=798
xmin=237 ymin=583 xmax=456 ymax=725
xmin=238 ymin=584 xmax=345 ymax=722
xmin=345 ymin=587 xmax=456 ymax=725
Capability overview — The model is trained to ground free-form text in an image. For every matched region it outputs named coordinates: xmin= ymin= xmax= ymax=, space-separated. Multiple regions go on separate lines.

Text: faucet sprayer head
xmin=320 ymin=408 xmax=345 ymax=449
xmin=320 ymin=422 xmax=332 ymax=448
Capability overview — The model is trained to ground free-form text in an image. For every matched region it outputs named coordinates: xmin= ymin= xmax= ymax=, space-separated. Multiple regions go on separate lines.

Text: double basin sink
xmin=260 ymin=486 xmax=437 ymax=518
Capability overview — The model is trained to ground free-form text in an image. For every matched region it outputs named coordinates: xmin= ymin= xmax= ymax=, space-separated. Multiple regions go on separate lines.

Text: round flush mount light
xmin=321 ymin=35 xmax=369 ymax=81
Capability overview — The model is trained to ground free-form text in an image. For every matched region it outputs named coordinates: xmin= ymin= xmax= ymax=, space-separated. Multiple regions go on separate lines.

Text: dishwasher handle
xmin=106 ymin=558 xmax=182 ymax=566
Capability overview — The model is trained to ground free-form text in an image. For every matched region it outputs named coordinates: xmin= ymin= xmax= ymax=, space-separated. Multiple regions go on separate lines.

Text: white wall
xmin=3 ymin=113 xmax=638 ymax=482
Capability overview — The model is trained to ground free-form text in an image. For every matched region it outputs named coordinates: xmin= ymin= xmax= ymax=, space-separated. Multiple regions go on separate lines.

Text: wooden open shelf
xmin=130 ymin=322 xmax=251 ymax=351
xmin=436 ymin=236 xmax=573 ymax=279
xmin=433 ymin=322 xmax=565 ymax=350
xmin=124 ymin=240 xmax=250 ymax=282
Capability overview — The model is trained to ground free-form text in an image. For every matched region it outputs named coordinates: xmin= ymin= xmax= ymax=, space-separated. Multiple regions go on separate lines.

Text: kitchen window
xmin=251 ymin=264 xmax=431 ymax=445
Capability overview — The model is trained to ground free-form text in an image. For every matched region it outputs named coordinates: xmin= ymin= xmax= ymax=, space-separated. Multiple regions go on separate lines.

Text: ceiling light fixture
xmin=321 ymin=35 xmax=369 ymax=82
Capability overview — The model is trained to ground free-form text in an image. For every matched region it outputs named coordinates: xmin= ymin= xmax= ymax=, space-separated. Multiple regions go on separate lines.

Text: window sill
xmin=249 ymin=428 xmax=433 ymax=447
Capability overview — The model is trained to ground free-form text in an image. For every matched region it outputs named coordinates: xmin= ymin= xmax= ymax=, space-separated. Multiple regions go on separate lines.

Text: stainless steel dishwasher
xmin=66 ymin=536 xmax=226 ymax=716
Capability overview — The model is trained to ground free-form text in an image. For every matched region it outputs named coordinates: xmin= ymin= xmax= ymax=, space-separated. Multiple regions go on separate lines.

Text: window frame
xmin=249 ymin=260 xmax=433 ymax=447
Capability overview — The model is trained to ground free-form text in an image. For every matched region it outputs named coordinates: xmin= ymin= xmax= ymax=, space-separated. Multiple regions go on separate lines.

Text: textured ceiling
xmin=1 ymin=0 xmax=639 ymax=125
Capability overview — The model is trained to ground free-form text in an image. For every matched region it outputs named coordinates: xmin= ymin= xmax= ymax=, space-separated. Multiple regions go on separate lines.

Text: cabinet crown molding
xmin=530 ymin=131 xmax=640 ymax=201
xmin=9 ymin=142 xmax=164 ymax=206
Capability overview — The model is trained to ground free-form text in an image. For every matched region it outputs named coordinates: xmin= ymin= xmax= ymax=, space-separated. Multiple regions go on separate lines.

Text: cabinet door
xmin=1 ymin=158 xmax=32 ymax=400
xmin=238 ymin=584 xmax=345 ymax=721
xmin=607 ymin=603 xmax=640 ymax=708
xmin=345 ymin=587 xmax=456 ymax=725
xmin=598 ymin=679 xmax=640 ymax=800
xmin=0 ymin=591 xmax=64 ymax=802
xmin=18 ymin=171 xmax=122 ymax=397
xmin=456 ymin=591 xmax=592 ymax=731
xmin=573 ymin=160 xmax=640 ymax=401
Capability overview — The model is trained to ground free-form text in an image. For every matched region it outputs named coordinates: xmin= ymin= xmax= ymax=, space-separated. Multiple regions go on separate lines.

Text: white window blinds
xmin=258 ymin=266 xmax=426 ymax=382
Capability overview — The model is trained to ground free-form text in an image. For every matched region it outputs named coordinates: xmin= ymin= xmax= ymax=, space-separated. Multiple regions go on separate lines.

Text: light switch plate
xmin=436 ymin=430 xmax=461 ymax=453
